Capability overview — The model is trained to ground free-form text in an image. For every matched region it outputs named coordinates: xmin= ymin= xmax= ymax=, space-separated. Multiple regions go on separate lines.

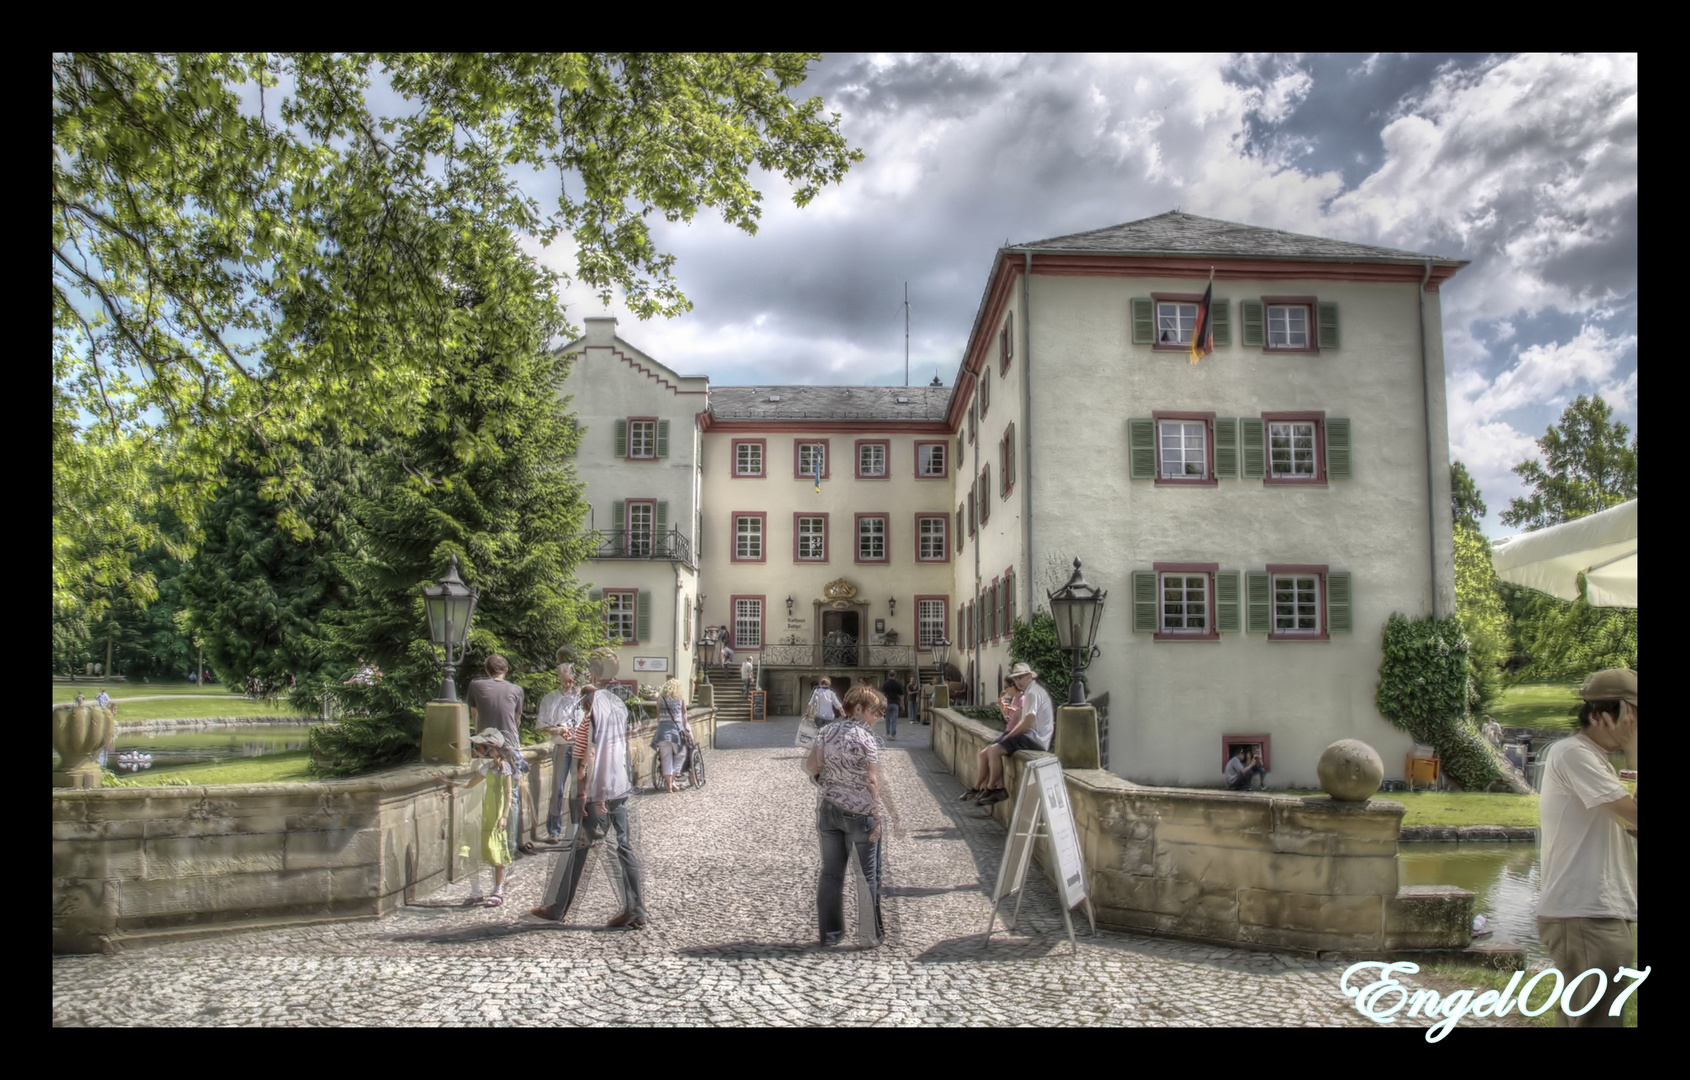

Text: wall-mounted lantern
xmin=1047 ymin=558 xmax=1106 ymax=706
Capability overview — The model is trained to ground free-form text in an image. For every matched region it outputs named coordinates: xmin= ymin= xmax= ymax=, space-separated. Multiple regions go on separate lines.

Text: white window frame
xmin=626 ymin=500 xmax=655 ymax=557
xmin=857 ymin=515 xmax=887 ymax=562
xmin=798 ymin=442 xmax=825 ymax=479
xmin=1272 ymin=573 xmax=1322 ymax=635
xmin=918 ymin=599 xmax=946 ymax=648
xmin=605 ymin=590 xmax=637 ymax=644
xmin=858 ymin=442 xmax=887 ymax=478
xmin=735 ymin=441 xmax=764 ymax=477
xmin=627 ymin=419 xmax=657 ymax=460
xmin=1159 ymin=420 xmax=1207 ymax=479
xmin=918 ymin=442 xmax=946 ymax=477
xmin=1160 ymin=573 xmax=1210 ymax=634
xmin=1269 ymin=420 xmax=1318 ymax=479
xmin=735 ymin=515 xmax=763 ymax=560
xmin=734 ymin=598 xmax=763 ymax=649
xmin=1267 ymin=304 xmax=1310 ymax=350
xmin=1157 ymin=301 xmax=1197 ymax=346
xmin=797 ymin=515 xmax=827 ymax=561
xmin=917 ymin=515 xmax=947 ymax=561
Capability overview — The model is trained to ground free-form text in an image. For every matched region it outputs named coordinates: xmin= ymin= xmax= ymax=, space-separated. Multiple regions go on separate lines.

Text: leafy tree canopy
xmin=1500 ymin=395 xmax=1637 ymax=531
xmin=53 ymin=52 xmax=860 ymax=607
xmin=1451 ymin=460 xmax=1487 ymax=530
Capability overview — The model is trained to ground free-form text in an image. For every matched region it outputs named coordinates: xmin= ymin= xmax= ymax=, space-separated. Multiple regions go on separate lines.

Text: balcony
xmin=760 ymin=636 xmax=922 ymax=670
xmin=587 ymin=528 xmax=695 ymax=569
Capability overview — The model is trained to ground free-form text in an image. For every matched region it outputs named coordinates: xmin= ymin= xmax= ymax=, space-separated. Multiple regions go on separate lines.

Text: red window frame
xmin=793 ymin=439 xmax=831 ymax=482
xmin=730 ymin=511 xmax=767 ymax=564
xmin=604 ymin=588 xmax=639 ymax=645
xmin=1261 ymin=411 xmax=1327 ymax=486
xmin=1261 ymin=295 xmax=1320 ymax=354
xmin=988 ymin=577 xmax=1001 ymax=642
xmin=915 ymin=594 xmax=950 ymax=650
xmin=1150 ymin=293 xmax=1206 ymax=352
xmin=999 ymin=311 xmax=1013 ymax=376
xmin=1222 ymin=734 xmax=1273 ymax=773
xmin=1265 ymin=563 xmax=1331 ymax=642
xmin=625 ymin=416 xmax=660 ymax=461
xmin=730 ymin=438 xmax=767 ymax=479
xmin=914 ymin=513 xmax=949 ymax=563
xmin=1001 ymin=564 xmax=1015 ymax=636
xmin=793 ymin=512 xmax=830 ymax=563
xmin=915 ymin=440 xmax=949 ymax=479
xmin=855 ymin=439 xmax=891 ymax=480
xmin=979 ymin=466 xmax=991 ymax=523
xmin=1152 ymin=410 xmax=1218 ymax=487
xmin=977 ymin=370 xmax=990 ymax=420
xmin=967 ymin=483 xmax=977 ymax=537
xmin=854 ymin=512 xmax=889 ymax=563
xmin=1153 ymin=561 xmax=1220 ymax=642
xmin=730 ymin=594 xmax=765 ymax=651
xmin=1000 ymin=422 xmax=1016 ymax=498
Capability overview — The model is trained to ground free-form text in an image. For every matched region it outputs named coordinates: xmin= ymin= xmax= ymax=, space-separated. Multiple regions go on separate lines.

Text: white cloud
xmin=1471 ymin=325 xmax=1635 ymax=421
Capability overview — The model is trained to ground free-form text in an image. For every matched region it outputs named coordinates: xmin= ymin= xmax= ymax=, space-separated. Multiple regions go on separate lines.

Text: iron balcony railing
xmin=759 ymin=638 xmax=924 ymax=669
xmin=586 ymin=528 xmax=695 ymax=568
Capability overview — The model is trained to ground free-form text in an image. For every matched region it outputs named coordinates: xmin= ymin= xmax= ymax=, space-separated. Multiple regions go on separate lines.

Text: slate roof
xmin=709 ymin=385 xmax=951 ymax=422
xmin=1015 ymin=211 xmax=1464 ymax=265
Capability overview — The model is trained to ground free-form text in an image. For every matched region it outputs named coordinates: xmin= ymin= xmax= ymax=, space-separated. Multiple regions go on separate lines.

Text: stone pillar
xmin=694 ymin=683 xmax=715 ymax=709
xmin=53 ymin=705 xmax=115 ymax=789
xmin=932 ymin=683 xmax=950 ymax=709
xmin=1054 ymin=704 xmax=1101 ymax=770
xmin=421 ymin=700 xmax=470 ymax=765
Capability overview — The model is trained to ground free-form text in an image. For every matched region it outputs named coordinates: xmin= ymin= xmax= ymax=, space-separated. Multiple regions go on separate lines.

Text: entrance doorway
xmin=821 ymin=609 xmax=860 ymax=667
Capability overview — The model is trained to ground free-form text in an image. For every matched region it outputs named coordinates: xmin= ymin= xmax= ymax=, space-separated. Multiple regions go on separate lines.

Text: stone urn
xmin=53 ymin=704 xmax=115 ymax=789
xmin=1317 ymin=739 xmax=1384 ymax=802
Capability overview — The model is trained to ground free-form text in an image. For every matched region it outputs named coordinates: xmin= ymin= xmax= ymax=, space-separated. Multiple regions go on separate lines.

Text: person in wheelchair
xmin=651 ymin=678 xmax=693 ymax=793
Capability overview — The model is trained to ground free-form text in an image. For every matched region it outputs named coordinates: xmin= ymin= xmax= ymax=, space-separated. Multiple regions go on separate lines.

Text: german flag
xmin=1189 ymin=279 xmax=1215 ymax=364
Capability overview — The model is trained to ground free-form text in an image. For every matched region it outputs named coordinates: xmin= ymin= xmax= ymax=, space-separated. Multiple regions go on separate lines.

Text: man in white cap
xmin=964 ymin=662 xmax=1054 ymax=806
xmin=1536 ymin=667 xmax=1637 ymax=1027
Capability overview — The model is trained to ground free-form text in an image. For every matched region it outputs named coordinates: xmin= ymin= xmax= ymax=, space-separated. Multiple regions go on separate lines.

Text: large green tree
xmin=1501 ymin=395 xmax=1637 ymax=531
xmin=1451 ymin=463 xmax=1508 ymax=714
xmin=53 ymin=52 xmax=860 ymax=608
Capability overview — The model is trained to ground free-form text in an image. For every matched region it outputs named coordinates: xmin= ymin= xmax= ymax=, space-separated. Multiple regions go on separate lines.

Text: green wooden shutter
xmin=636 ymin=590 xmax=652 ymax=642
xmin=588 ymin=588 xmax=603 ymax=603
xmin=1133 ymin=570 xmax=1158 ymax=633
xmin=1007 ymin=567 xmax=1016 ymax=628
xmin=1131 ymin=298 xmax=1155 ymax=344
xmin=1317 ymin=302 xmax=1340 ymax=349
xmin=956 ymin=506 xmax=963 ymax=553
xmin=1210 ymin=299 xmax=1231 ymax=347
xmin=1245 ymin=571 xmax=1270 ymax=634
xmin=614 ymin=419 xmax=627 ymax=457
xmin=1129 ymin=418 xmax=1156 ymax=479
xmin=1327 ymin=572 xmax=1352 ymax=633
xmin=1240 ymin=418 xmax=1266 ymax=479
xmin=1241 ymin=300 xmax=1265 ymax=347
xmin=611 ymin=500 xmax=624 ymax=532
xmin=657 ymin=419 xmax=670 ymax=457
xmin=655 ymin=500 xmax=668 ymax=534
xmin=1216 ymin=571 xmax=1241 ymax=633
xmin=980 ymin=466 xmax=991 ymax=522
xmin=1214 ymin=418 xmax=1239 ymax=478
xmin=1325 ymin=418 xmax=1351 ymax=479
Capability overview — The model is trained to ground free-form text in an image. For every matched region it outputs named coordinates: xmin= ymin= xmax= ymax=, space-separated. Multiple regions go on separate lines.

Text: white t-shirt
xmin=1019 ymin=680 xmax=1055 ymax=751
xmin=1537 ymin=732 xmax=1636 ymax=920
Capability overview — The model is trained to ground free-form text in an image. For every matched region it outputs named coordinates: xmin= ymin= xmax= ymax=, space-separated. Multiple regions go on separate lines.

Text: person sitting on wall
xmin=962 ymin=663 xmax=1054 ymax=806
xmin=1225 ymin=744 xmax=1269 ymax=791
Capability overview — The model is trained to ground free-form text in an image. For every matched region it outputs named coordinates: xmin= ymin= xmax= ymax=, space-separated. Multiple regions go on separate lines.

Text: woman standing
xmin=805 ymin=684 xmax=887 ymax=947
xmin=650 ymin=678 xmax=692 ymax=793
xmin=537 ymin=663 xmax=583 ymax=839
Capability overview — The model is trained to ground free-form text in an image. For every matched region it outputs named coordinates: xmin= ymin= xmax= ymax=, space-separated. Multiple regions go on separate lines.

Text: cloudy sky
xmin=537 ymin=53 xmax=1637 ymax=539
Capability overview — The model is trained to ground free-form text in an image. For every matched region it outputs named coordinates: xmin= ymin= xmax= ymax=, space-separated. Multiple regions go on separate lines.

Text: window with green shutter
xmin=1240 ymin=300 xmax=1265 ymax=347
xmin=1214 ymin=418 xmax=1239 ymax=478
xmin=636 ymin=590 xmax=652 ymax=642
xmin=1132 ymin=570 xmax=1158 ymax=632
xmin=1240 ymin=418 xmax=1266 ymax=479
xmin=1245 ymin=571 xmax=1271 ymax=634
xmin=1317 ymin=302 xmax=1340 ymax=349
xmin=1131 ymin=298 xmax=1155 ymax=345
xmin=614 ymin=419 xmax=628 ymax=457
xmin=1327 ymin=572 xmax=1352 ymax=633
xmin=1325 ymin=418 xmax=1351 ymax=479
xmin=1210 ymin=299 xmax=1231 ymax=347
xmin=656 ymin=419 xmax=670 ymax=457
xmin=1216 ymin=571 xmax=1241 ymax=632
xmin=611 ymin=500 xmax=625 ymax=535
xmin=1128 ymin=418 xmax=1156 ymax=479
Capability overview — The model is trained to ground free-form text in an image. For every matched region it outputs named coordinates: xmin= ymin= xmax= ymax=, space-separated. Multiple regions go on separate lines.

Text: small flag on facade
xmin=1189 ymin=275 xmax=1215 ymax=364
xmin=814 ymin=453 xmax=823 ymax=494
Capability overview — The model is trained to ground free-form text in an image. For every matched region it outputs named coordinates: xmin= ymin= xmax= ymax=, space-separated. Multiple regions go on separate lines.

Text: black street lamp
xmin=421 ymin=555 xmax=479 ymax=702
xmin=1047 ymin=558 xmax=1106 ymax=705
xmin=931 ymin=637 xmax=951 ymax=672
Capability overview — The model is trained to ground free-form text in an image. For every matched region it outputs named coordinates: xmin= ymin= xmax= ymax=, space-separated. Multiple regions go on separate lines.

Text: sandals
xmin=518 ymin=842 xmax=538 ymax=856
xmin=481 ymin=893 xmax=504 ymax=907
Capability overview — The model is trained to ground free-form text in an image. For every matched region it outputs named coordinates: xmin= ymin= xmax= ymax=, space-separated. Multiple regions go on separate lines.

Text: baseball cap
xmin=1578 ymin=668 xmax=1637 ymax=705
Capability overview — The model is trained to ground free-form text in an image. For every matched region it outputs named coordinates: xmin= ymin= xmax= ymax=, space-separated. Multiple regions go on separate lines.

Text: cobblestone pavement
xmin=52 ymin=720 xmax=1526 ymax=1028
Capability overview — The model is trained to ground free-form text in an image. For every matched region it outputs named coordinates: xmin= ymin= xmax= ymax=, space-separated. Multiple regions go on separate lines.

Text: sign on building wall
xmin=633 ymin=657 xmax=669 ymax=672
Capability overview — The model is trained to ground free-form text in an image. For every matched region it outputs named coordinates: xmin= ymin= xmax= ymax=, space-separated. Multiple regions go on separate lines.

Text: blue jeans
xmin=884 ymin=704 xmax=898 ymax=737
xmin=816 ymin=800 xmax=882 ymax=944
xmin=538 ymin=796 xmax=645 ymax=921
xmin=547 ymin=748 xmax=572 ymax=836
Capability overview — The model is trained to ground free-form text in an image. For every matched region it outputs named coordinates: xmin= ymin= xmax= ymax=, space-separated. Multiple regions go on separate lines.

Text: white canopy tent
xmin=1489 ymin=498 xmax=1637 ymax=608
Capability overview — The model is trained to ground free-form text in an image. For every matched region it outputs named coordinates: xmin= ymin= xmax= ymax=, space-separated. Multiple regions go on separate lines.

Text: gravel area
xmin=52 ymin=719 xmax=1526 ymax=1029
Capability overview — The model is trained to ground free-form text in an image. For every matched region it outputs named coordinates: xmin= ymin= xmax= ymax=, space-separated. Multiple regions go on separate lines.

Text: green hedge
xmin=1375 ymin=614 xmax=1499 ymax=790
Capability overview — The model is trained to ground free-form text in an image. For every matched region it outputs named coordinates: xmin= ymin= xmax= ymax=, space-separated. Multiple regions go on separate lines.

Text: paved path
xmin=51 ymin=719 xmax=1525 ymax=1028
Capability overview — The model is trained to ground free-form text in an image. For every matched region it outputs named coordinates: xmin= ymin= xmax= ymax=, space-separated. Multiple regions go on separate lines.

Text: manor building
xmin=559 ymin=211 xmax=1466 ymax=787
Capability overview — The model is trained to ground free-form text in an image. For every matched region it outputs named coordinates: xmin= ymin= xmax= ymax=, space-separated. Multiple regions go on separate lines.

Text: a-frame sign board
xmin=982 ymin=756 xmax=1096 ymax=953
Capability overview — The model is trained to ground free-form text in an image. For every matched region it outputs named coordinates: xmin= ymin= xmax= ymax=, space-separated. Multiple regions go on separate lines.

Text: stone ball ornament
xmin=1317 ymin=739 xmax=1384 ymax=802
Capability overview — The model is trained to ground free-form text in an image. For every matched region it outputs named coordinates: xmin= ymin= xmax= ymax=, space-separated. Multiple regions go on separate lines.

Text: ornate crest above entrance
xmin=821 ymin=578 xmax=865 ymax=610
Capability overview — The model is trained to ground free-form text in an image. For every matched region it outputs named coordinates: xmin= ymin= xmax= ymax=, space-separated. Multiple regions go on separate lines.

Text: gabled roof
xmin=1014 ymin=211 xmax=1464 ymax=266
xmin=709 ymin=385 xmax=951 ymax=423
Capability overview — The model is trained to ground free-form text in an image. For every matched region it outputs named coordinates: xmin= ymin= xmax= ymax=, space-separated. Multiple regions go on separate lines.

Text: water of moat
xmin=52 ymin=724 xmax=318 ymax=771
xmin=1399 ymin=842 xmax=1548 ymax=963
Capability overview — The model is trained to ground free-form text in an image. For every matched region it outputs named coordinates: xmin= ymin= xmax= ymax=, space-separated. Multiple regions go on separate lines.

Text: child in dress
xmin=441 ymin=728 xmax=519 ymax=906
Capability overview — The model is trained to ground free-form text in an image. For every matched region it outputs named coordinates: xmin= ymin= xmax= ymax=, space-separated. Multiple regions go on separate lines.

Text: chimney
xmin=583 ymin=316 xmax=618 ymax=346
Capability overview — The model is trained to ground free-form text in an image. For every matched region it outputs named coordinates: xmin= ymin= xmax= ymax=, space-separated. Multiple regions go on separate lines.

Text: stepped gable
xmin=708 ymin=384 xmax=951 ymax=423
xmin=1016 ymin=210 xmax=1464 ymax=266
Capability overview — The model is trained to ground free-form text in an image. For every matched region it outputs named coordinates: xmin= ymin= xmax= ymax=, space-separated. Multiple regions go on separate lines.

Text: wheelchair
xmin=650 ymin=733 xmax=706 ymax=791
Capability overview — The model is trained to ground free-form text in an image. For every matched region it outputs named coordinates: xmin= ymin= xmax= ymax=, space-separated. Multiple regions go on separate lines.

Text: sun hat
xmin=1008 ymin=662 xmax=1038 ymax=680
xmin=469 ymin=727 xmax=508 ymax=748
xmin=1578 ymin=668 xmax=1637 ymax=705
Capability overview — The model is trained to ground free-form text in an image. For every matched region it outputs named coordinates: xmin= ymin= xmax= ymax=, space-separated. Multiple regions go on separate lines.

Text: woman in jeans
xmin=650 ymin=678 xmax=691 ymax=792
xmin=805 ymin=684 xmax=887 ymax=946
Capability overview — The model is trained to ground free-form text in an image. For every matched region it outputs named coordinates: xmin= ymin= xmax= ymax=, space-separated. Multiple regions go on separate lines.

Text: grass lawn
xmin=64 ymin=696 xmax=313 ymax=722
xmin=1488 ymin=682 xmax=1582 ymax=730
xmin=52 ymin=678 xmax=239 ymax=699
xmin=112 ymin=751 xmax=316 ymax=788
xmin=1276 ymin=789 xmax=1541 ymax=828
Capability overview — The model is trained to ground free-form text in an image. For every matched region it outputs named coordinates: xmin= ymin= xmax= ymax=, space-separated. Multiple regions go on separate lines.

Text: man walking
xmin=879 ymin=669 xmax=905 ymax=741
xmin=1536 ymin=668 xmax=1637 ymax=1027
xmin=741 ymin=656 xmax=756 ymax=699
xmin=467 ymin=655 xmax=532 ymax=856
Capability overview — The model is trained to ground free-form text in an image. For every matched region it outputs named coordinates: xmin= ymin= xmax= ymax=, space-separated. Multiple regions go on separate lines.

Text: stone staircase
xmin=703 ymin=661 xmax=757 ymax=722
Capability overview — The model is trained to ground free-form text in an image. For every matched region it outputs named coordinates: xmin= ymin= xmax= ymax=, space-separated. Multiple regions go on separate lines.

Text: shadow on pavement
xmin=385 ymin=920 xmax=628 ymax=946
xmin=676 ymin=940 xmax=824 ymax=959
xmin=881 ymin=883 xmax=982 ymax=898
xmin=914 ymin=934 xmax=1066 ymax=964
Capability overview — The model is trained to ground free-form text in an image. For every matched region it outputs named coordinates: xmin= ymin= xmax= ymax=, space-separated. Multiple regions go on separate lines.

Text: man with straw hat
xmin=962 ymin=661 xmax=1055 ymax=806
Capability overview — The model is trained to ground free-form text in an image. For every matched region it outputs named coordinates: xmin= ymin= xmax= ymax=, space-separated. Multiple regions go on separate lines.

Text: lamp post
xmin=930 ymin=636 xmax=952 ymax=710
xmin=1047 ymin=557 xmax=1106 ymax=706
xmin=421 ymin=554 xmax=479 ymax=702
xmin=786 ymin=594 xmax=796 ymax=618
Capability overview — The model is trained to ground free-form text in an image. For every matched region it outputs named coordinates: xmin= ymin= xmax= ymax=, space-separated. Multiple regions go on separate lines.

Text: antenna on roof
xmin=904 ymin=282 xmax=910 ymax=388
